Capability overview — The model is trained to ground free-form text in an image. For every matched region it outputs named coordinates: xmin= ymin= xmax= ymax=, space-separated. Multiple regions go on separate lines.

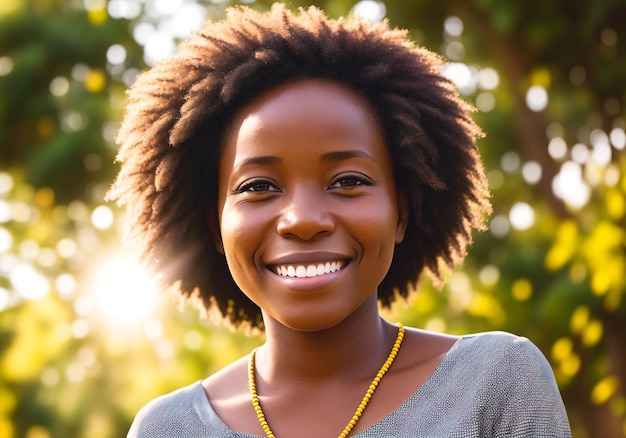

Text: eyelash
xmin=236 ymin=179 xmax=280 ymax=193
xmin=235 ymin=174 xmax=374 ymax=194
xmin=328 ymin=174 xmax=374 ymax=189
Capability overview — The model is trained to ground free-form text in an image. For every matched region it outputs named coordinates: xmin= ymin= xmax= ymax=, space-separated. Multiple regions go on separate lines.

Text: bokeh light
xmin=548 ymin=137 xmax=568 ymax=160
xmin=10 ymin=263 xmax=50 ymax=301
xmin=106 ymin=44 xmax=127 ymax=65
xmin=522 ymin=161 xmax=542 ymax=185
xmin=509 ymin=202 xmax=535 ymax=230
xmin=526 ymin=85 xmax=548 ymax=112
xmin=91 ymin=205 xmax=114 ymax=230
xmin=610 ymin=127 xmax=625 ymax=149
xmin=489 ymin=215 xmax=510 ymax=238
xmin=442 ymin=62 xmax=476 ymax=95
xmin=352 ymin=0 xmax=387 ymax=22
xmin=500 ymin=151 xmax=520 ymax=173
xmin=444 ymin=16 xmax=463 ymax=37
xmin=0 ymin=56 xmax=13 ymax=76
xmin=0 ymin=227 xmax=12 ymax=252
xmin=552 ymin=161 xmax=591 ymax=209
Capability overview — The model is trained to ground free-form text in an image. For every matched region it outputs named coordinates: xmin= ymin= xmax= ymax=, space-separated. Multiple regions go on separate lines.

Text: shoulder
xmin=126 ymin=382 xmax=216 ymax=438
xmin=454 ymin=331 xmax=554 ymax=376
xmin=457 ymin=330 xmax=534 ymax=349
xmin=448 ymin=331 xmax=572 ymax=436
xmin=448 ymin=331 xmax=562 ymax=394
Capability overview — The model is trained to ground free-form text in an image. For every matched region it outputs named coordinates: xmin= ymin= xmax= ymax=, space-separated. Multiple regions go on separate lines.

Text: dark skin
xmin=204 ymin=80 xmax=458 ymax=437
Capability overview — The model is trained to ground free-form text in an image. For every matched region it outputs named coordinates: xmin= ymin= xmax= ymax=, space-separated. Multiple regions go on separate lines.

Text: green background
xmin=1 ymin=0 xmax=625 ymax=436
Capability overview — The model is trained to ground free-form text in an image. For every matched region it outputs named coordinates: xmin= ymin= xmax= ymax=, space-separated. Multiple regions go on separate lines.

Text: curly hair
xmin=108 ymin=3 xmax=491 ymax=331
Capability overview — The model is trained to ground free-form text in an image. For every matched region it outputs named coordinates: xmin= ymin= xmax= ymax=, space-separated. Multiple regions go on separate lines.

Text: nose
xmin=276 ymin=189 xmax=335 ymax=240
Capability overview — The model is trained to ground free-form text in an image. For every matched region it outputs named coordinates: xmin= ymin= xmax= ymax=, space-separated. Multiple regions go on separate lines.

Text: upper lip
xmin=265 ymin=251 xmax=352 ymax=266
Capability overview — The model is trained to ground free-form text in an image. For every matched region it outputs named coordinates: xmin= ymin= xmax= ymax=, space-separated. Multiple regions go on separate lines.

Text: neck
xmin=257 ymin=295 xmax=397 ymax=385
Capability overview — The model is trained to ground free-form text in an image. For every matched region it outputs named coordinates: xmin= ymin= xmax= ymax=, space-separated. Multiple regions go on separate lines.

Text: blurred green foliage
xmin=1 ymin=0 xmax=625 ymax=437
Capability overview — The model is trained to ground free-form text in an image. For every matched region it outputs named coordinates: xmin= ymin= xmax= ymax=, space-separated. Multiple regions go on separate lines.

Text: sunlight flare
xmin=88 ymin=255 xmax=159 ymax=327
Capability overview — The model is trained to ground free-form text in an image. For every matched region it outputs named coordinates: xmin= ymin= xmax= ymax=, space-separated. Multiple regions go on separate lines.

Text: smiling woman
xmin=108 ymin=4 xmax=570 ymax=438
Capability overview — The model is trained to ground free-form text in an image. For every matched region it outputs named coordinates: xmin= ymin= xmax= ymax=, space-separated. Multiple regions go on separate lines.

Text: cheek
xmin=220 ymin=216 xmax=249 ymax=260
xmin=219 ymin=205 xmax=244 ymax=255
xmin=219 ymin=205 xmax=266 ymax=282
xmin=352 ymin=200 xmax=399 ymax=256
xmin=220 ymin=227 xmax=254 ymax=295
xmin=362 ymin=194 xmax=398 ymax=231
xmin=219 ymin=198 xmax=246 ymax=239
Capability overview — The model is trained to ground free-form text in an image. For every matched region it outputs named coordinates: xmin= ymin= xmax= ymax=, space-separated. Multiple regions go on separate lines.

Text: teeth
xmin=274 ymin=261 xmax=345 ymax=278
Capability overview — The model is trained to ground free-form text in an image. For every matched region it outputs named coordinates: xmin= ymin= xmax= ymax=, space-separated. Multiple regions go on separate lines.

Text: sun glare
xmin=88 ymin=255 xmax=159 ymax=327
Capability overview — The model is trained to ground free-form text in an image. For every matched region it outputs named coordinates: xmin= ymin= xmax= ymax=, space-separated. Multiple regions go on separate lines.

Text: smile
xmin=273 ymin=260 xmax=346 ymax=278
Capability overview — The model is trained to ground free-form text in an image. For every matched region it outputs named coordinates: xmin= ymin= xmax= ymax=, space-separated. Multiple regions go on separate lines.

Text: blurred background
xmin=1 ymin=0 xmax=625 ymax=436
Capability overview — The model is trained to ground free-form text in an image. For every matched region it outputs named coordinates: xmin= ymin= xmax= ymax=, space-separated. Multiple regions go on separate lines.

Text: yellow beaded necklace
xmin=248 ymin=323 xmax=405 ymax=438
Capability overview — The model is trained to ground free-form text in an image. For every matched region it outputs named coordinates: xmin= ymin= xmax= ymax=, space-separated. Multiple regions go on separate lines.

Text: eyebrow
xmin=320 ymin=150 xmax=377 ymax=163
xmin=234 ymin=156 xmax=282 ymax=170
xmin=234 ymin=150 xmax=377 ymax=170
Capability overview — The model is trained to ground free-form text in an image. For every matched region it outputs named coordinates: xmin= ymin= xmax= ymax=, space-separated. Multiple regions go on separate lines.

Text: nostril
xmin=276 ymin=207 xmax=335 ymax=240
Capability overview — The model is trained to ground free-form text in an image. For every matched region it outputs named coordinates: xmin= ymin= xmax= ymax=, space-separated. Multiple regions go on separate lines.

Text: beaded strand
xmin=248 ymin=323 xmax=405 ymax=438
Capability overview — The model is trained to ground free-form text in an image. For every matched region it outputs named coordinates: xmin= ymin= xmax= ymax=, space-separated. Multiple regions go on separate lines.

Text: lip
xmin=265 ymin=251 xmax=352 ymax=285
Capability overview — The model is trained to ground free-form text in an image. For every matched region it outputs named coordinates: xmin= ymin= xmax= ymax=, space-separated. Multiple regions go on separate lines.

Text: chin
xmin=268 ymin=307 xmax=362 ymax=333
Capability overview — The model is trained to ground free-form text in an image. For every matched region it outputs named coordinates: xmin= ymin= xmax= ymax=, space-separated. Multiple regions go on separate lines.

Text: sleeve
xmin=492 ymin=335 xmax=572 ymax=438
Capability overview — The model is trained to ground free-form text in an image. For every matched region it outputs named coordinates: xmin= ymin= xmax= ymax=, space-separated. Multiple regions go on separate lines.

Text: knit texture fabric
xmin=129 ymin=331 xmax=572 ymax=437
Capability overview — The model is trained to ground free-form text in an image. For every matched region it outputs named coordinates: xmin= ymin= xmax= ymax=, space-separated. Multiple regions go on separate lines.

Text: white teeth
xmin=306 ymin=265 xmax=317 ymax=277
xmin=274 ymin=261 xmax=345 ymax=278
xmin=296 ymin=266 xmax=307 ymax=277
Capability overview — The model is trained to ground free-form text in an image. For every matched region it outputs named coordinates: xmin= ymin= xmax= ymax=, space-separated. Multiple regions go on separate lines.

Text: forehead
xmin=225 ymin=79 xmax=382 ymax=145
xmin=241 ymin=79 xmax=375 ymax=118
xmin=219 ymin=79 xmax=393 ymax=178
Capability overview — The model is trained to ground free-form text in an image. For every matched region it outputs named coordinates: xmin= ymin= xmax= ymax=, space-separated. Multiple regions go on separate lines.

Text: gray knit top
xmin=128 ymin=331 xmax=571 ymax=437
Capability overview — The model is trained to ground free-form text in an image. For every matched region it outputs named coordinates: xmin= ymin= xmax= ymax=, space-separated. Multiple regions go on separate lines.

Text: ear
xmin=395 ymin=190 xmax=409 ymax=244
xmin=207 ymin=204 xmax=224 ymax=254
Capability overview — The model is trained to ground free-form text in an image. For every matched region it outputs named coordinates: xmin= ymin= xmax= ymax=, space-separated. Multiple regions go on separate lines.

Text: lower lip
xmin=270 ymin=268 xmax=345 ymax=291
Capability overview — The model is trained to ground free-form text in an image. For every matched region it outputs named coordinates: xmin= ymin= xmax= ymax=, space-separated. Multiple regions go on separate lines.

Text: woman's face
xmin=214 ymin=80 xmax=407 ymax=332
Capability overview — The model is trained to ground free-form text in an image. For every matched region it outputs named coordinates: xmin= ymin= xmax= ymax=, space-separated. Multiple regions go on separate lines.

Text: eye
xmin=328 ymin=174 xmax=374 ymax=190
xmin=236 ymin=178 xmax=281 ymax=193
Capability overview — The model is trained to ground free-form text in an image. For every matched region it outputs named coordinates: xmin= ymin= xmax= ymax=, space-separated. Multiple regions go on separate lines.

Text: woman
xmin=110 ymin=4 xmax=571 ymax=437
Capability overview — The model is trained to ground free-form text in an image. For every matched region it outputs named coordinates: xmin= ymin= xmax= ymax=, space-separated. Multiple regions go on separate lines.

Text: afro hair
xmin=108 ymin=3 xmax=491 ymax=331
